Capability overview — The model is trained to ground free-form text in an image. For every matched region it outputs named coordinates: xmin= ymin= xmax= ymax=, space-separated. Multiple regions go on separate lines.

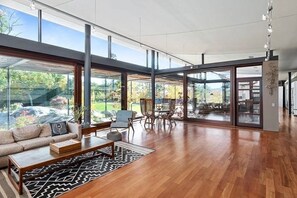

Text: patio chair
xmin=108 ymin=110 xmax=135 ymax=140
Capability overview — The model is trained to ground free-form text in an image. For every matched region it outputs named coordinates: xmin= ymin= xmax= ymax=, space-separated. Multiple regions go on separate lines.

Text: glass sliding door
xmin=236 ymin=78 xmax=262 ymax=127
xmin=82 ymin=69 xmax=121 ymax=124
xmin=236 ymin=66 xmax=262 ymax=127
xmin=187 ymin=69 xmax=231 ymax=122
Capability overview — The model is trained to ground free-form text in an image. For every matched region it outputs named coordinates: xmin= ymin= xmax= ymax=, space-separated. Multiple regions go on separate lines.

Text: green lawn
xmin=92 ymin=102 xmax=119 ymax=111
xmin=92 ymin=102 xmax=141 ymax=113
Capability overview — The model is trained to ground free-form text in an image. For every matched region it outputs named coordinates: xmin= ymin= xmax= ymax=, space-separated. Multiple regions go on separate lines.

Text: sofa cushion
xmin=67 ymin=122 xmax=82 ymax=140
xmin=0 ymin=143 xmax=23 ymax=157
xmin=50 ymin=121 xmax=68 ymax=136
xmin=12 ymin=125 xmax=41 ymax=141
xmin=67 ymin=122 xmax=79 ymax=134
xmin=17 ymin=137 xmax=53 ymax=150
xmin=111 ymin=121 xmax=129 ymax=128
xmin=39 ymin=124 xmax=51 ymax=137
xmin=0 ymin=130 xmax=15 ymax=145
xmin=52 ymin=133 xmax=77 ymax=143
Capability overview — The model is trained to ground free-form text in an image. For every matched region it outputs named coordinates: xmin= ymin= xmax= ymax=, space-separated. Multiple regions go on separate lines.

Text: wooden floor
xmin=61 ymin=110 xmax=297 ymax=198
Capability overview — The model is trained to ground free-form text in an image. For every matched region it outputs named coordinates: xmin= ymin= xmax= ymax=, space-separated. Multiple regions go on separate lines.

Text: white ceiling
xmin=6 ymin=0 xmax=297 ymax=79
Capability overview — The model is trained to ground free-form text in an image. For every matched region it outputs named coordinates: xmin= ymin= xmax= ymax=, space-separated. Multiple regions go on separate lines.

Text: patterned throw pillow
xmin=50 ymin=121 xmax=68 ymax=136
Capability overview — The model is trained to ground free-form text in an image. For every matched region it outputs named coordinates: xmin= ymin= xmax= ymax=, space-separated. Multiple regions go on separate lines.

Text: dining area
xmin=140 ymin=98 xmax=176 ymax=129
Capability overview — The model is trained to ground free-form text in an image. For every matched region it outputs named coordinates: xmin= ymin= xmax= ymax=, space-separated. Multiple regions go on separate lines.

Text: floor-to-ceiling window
xmin=0 ymin=54 xmax=74 ymax=130
xmin=187 ymin=70 xmax=231 ymax=122
xmin=155 ymin=74 xmax=184 ymax=119
xmin=83 ymin=69 xmax=121 ymax=124
xmin=0 ymin=4 xmax=38 ymax=41
xmin=127 ymin=74 xmax=151 ymax=116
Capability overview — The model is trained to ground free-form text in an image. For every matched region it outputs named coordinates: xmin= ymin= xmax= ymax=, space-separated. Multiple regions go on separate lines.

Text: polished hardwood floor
xmin=61 ymin=110 xmax=297 ymax=198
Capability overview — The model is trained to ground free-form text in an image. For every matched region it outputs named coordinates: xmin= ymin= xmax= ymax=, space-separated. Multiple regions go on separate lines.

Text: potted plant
xmin=70 ymin=105 xmax=86 ymax=123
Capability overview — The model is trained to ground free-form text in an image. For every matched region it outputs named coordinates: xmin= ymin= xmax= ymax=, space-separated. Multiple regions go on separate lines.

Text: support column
xmin=231 ymin=67 xmax=236 ymax=125
xmin=283 ymin=82 xmax=286 ymax=108
xmin=108 ymin=35 xmax=112 ymax=58
xmin=38 ymin=10 xmax=42 ymax=42
xmin=104 ymin=78 xmax=107 ymax=114
xmin=156 ymin=52 xmax=159 ymax=70
xmin=288 ymin=72 xmax=292 ymax=115
xmin=84 ymin=24 xmax=91 ymax=126
xmin=74 ymin=64 xmax=82 ymax=109
xmin=192 ymin=83 xmax=196 ymax=112
xmin=7 ymin=67 xmax=10 ymax=129
xmin=151 ymin=50 xmax=156 ymax=112
xmin=121 ymin=72 xmax=128 ymax=110
xmin=67 ymin=74 xmax=70 ymax=116
xmin=202 ymin=53 xmax=205 ymax=64
xmin=183 ymin=73 xmax=188 ymax=120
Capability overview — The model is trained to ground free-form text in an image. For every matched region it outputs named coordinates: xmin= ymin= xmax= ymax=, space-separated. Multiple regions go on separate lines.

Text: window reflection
xmin=187 ymin=70 xmax=231 ymax=122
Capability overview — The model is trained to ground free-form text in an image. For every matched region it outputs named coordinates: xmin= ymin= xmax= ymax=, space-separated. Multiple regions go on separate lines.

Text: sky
xmin=0 ymin=4 xmax=149 ymax=67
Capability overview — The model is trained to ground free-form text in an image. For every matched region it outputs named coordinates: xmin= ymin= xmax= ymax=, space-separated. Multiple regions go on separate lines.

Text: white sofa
xmin=0 ymin=122 xmax=82 ymax=168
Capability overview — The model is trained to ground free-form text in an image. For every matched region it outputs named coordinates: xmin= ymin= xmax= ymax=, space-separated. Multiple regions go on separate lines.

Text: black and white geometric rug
xmin=18 ymin=141 xmax=154 ymax=198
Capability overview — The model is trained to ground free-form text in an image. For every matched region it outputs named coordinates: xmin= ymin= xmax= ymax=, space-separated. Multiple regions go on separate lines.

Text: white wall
xmin=262 ymin=60 xmax=279 ymax=132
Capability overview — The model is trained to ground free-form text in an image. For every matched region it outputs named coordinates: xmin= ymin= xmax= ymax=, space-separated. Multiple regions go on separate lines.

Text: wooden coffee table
xmin=8 ymin=137 xmax=114 ymax=195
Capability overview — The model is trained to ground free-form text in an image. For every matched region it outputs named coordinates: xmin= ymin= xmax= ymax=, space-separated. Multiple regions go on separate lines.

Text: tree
xmin=0 ymin=69 xmax=7 ymax=92
xmin=0 ymin=7 xmax=21 ymax=35
xmin=111 ymin=53 xmax=117 ymax=60
xmin=0 ymin=69 xmax=68 ymax=107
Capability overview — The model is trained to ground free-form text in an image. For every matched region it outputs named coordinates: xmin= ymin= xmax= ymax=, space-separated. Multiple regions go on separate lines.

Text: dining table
xmin=154 ymin=109 xmax=170 ymax=128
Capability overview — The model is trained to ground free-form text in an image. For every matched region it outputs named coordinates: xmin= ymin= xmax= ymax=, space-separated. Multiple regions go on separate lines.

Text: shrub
xmin=50 ymin=96 xmax=67 ymax=109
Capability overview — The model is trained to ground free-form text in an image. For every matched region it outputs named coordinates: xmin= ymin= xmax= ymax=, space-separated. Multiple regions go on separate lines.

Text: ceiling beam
xmin=156 ymin=56 xmax=278 ymax=75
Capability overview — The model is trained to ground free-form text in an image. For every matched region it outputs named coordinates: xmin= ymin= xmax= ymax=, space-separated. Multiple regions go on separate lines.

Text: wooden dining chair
xmin=144 ymin=99 xmax=155 ymax=127
xmin=161 ymin=99 xmax=176 ymax=128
